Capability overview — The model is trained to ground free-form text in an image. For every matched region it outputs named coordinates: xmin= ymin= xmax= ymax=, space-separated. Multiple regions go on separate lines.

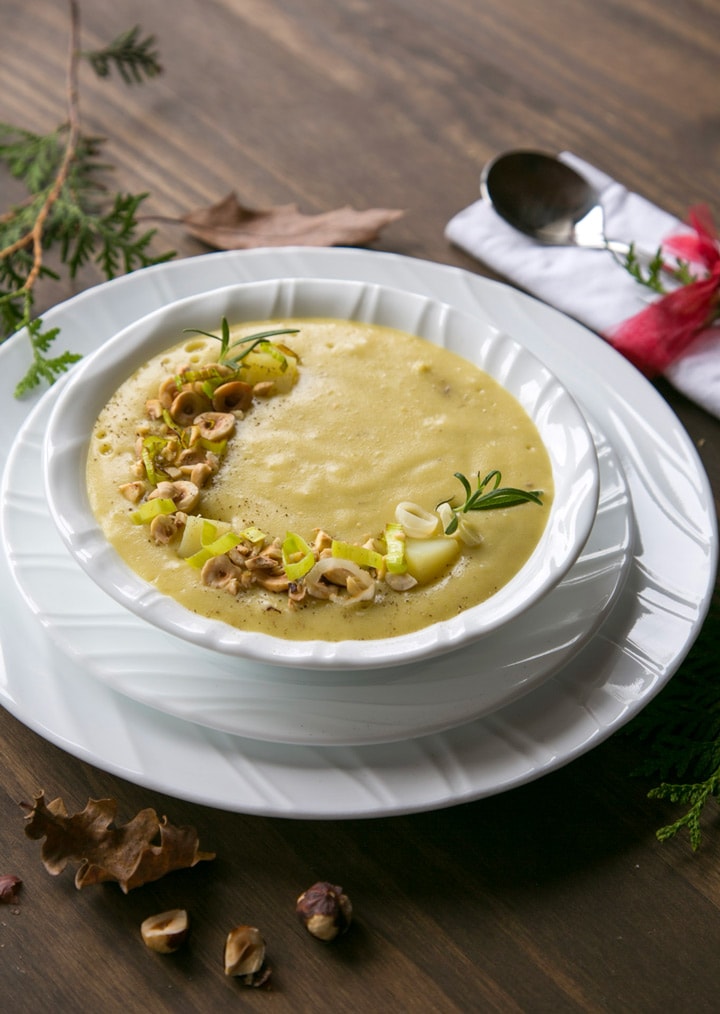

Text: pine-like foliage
xmin=0 ymin=8 xmax=174 ymax=396
xmin=625 ymin=592 xmax=720 ymax=849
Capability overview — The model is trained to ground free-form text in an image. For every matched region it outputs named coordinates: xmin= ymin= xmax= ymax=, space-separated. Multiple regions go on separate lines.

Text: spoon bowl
xmin=480 ymin=150 xmax=631 ymax=256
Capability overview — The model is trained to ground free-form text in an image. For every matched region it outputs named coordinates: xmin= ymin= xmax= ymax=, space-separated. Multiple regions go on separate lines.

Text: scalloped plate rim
xmin=41 ymin=276 xmax=598 ymax=670
xmin=0 ymin=247 xmax=714 ymax=818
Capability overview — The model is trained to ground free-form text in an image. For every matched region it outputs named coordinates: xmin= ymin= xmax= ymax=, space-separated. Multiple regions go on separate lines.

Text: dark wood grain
xmin=2 ymin=1 xmax=719 ymax=1010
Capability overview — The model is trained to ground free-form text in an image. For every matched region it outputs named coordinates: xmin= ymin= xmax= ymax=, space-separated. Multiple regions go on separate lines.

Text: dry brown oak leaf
xmin=181 ymin=192 xmax=404 ymax=250
xmin=23 ymin=793 xmax=215 ymax=893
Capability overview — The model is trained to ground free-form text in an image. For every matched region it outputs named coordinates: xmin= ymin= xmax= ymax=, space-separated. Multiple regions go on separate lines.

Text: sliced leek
xmin=186 ymin=530 xmax=242 ymax=569
xmin=131 ymin=497 xmax=176 ymax=525
xmin=198 ymin=436 xmax=228 ymax=456
xmin=331 ymin=539 xmax=384 ymax=572
xmin=141 ymin=435 xmax=170 ymax=485
xmin=239 ymin=526 xmax=267 ymax=545
xmin=282 ymin=532 xmax=315 ymax=581
xmin=395 ymin=501 xmax=439 ymax=539
xmin=383 ymin=523 xmax=407 ymax=574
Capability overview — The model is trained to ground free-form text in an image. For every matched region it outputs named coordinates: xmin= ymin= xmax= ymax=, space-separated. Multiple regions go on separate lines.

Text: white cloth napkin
xmin=445 ymin=152 xmax=720 ymax=418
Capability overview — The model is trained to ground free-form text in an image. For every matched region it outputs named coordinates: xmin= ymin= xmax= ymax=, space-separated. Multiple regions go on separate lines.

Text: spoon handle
xmin=605 ymin=238 xmax=632 ymax=257
xmin=604 ymin=238 xmax=661 ymax=263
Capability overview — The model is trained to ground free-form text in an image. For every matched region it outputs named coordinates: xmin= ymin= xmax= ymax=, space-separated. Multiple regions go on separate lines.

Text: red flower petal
xmin=608 ymin=263 xmax=720 ymax=375
xmin=663 ymin=204 xmax=719 ymax=271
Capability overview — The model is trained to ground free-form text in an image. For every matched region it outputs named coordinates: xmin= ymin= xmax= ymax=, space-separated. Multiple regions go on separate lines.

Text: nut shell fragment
xmin=224 ymin=924 xmax=271 ymax=986
xmin=140 ymin=908 xmax=190 ymax=953
xmin=169 ymin=389 xmax=211 ymax=426
xmin=148 ymin=480 xmax=200 ymax=513
xmin=212 ymin=380 xmax=253 ymax=413
xmin=194 ymin=411 xmax=236 ymax=441
xmin=296 ymin=881 xmax=352 ymax=941
xmin=0 ymin=874 xmax=22 ymax=904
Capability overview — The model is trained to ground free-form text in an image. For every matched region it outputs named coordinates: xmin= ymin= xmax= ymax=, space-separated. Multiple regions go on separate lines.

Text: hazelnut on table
xmin=296 ymin=881 xmax=352 ymax=941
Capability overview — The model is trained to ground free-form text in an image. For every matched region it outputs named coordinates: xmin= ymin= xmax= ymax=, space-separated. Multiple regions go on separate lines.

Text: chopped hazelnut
xmin=140 ymin=908 xmax=189 ymax=953
xmin=224 ymin=924 xmax=271 ymax=986
xmin=296 ymin=881 xmax=352 ymax=941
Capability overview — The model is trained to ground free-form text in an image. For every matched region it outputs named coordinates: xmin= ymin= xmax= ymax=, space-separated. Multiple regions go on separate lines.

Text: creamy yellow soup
xmin=87 ymin=318 xmax=553 ymax=641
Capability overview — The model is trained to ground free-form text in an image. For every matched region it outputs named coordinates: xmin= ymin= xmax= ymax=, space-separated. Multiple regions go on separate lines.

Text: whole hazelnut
xmin=140 ymin=908 xmax=189 ymax=953
xmin=224 ymin=924 xmax=271 ymax=986
xmin=296 ymin=881 xmax=352 ymax=941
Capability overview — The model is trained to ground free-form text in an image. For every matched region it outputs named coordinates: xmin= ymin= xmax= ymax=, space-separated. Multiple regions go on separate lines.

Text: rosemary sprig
xmin=183 ymin=318 xmax=299 ymax=367
xmin=221 ymin=329 xmax=300 ymax=367
xmin=440 ymin=470 xmax=543 ymax=535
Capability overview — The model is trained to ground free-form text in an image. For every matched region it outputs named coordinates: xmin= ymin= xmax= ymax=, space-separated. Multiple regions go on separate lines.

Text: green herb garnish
xmin=440 ymin=470 xmax=543 ymax=535
xmin=182 ymin=317 xmax=299 ymax=368
xmin=621 ymin=243 xmax=695 ymax=295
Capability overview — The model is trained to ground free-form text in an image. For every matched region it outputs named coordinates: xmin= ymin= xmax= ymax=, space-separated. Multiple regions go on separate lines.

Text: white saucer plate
xmin=0 ymin=248 xmax=715 ymax=818
xmin=2 ymin=391 xmax=630 ymax=745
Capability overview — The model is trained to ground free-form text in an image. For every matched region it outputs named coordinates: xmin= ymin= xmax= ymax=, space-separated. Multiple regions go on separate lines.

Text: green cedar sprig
xmin=0 ymin=2 xmax=174 ymax=397
xmin=14 ymin=312 xmax=82 ymax=398
xmin=83 ymin=25 xmax=162 ymax=84
xmin=649 ymin=774 xmax=720 ymax=852
xmin=625 ymin=591 xmax=720 ymax=850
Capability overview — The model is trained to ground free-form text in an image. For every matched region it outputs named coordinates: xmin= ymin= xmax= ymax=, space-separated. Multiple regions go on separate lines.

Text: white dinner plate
xmin=1 ymin=388 xmax=630 ymax=744
xmin=0 ymin=248 xmax=715 ymax=818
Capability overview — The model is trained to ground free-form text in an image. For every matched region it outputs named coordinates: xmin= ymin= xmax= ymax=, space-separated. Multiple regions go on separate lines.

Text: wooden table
xmin=2 ymin=1 xmax=719 ymax=1010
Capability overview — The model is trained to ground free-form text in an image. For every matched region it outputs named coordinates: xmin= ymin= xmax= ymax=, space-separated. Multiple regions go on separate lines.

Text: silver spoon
xmin=480 ymin=150 xmax=632 ymax=258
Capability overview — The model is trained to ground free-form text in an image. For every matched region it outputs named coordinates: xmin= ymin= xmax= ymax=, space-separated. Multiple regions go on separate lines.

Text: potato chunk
xmin=404 ymin=536 xmax=461 ymax=584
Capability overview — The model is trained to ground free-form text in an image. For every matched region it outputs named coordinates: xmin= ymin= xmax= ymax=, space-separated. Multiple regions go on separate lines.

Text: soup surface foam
xmin=86 ymin=318 xmax=553 ymax=641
